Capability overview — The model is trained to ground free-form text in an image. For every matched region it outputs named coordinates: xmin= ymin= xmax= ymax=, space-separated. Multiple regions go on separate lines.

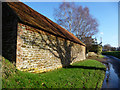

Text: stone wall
xmin=17 ymin=23 xmax=86 ymax=73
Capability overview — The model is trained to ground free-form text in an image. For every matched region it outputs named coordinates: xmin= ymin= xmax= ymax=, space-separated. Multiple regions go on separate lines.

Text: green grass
xmin=98 ymin=55 xmax=105 ymax=58
xmin=2 ymin=57 xmax=106 ymax=88
xmin=102 ymin=51 xmax=120 ymax=59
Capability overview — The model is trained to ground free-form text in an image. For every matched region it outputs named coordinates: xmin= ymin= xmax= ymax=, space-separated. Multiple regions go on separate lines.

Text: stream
xmin=102 ymin=55 xmax=120 ymax=89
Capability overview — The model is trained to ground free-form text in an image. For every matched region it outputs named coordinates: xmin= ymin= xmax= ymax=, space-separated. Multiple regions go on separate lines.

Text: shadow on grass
xmin=64 ymin=65 xmax=106 ymax=71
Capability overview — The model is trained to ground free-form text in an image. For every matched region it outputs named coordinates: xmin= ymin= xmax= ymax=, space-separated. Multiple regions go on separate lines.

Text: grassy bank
xmin=102 ymin=51 xmax=120 ymax=59
xmin=2 ymin=57 xmax=106 ymax=88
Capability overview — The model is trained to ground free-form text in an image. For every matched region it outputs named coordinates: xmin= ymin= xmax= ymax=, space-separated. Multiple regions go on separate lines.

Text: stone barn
xmin=2 ymin=2 xmax=86 ymax=73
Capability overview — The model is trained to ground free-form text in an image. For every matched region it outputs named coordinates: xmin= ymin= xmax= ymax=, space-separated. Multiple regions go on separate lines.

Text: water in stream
xmin=102 ymin=56 xmax=120 ymax=89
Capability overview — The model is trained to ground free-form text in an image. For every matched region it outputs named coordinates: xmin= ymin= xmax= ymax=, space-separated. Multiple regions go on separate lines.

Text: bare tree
xmin=117 ymin=47 xmax=120 ymax=51
xmin=103 ymin=44 xmax=111 ymax=51
xmin=54 ymin=2 xmax=99 ymax=44
xmin=54 ymin=2 xmax=75 ymax=32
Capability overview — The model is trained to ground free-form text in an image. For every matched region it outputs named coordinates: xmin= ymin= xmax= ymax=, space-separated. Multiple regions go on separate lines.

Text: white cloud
xmin=100 ymin=32 xmax=104 ymax=35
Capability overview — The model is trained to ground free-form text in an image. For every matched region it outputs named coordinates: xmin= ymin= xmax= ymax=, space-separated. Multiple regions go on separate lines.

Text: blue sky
xmin=22 ymin=2 xmax=118 ymax=47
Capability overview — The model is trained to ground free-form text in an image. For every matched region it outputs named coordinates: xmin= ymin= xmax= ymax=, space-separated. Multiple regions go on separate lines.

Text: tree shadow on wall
xmin=20 ymin=29 xmax=82 ymax=67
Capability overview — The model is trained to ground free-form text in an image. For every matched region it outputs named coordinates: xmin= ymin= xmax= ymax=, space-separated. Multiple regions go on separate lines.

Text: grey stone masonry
xmin=16 ymin=23 xmax=86 ymax=73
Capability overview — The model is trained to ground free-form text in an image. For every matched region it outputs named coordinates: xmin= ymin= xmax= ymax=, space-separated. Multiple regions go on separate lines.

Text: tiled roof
xmin=5 ymin=2 xmax=85 ymax=46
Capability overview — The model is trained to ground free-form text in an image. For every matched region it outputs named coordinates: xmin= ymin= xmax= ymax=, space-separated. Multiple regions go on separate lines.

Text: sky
xmin=21 ymin=2 xmax=118 ymax=47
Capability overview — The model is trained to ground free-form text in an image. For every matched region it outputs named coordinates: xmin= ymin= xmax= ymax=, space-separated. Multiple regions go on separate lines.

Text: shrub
xmin=102 ymin=51 xmax=120 ymax=59
xmin=89 ymin=45 xmax=102 ymax=55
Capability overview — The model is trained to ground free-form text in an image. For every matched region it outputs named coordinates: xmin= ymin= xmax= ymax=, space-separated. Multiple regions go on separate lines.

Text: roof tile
xmin=6 ymin=2 xmax=85 ymax=46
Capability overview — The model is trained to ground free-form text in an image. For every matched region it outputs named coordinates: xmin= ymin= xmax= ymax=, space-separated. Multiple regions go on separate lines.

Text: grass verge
xmin=102 ymin=51 xmax=120 ymax=59
xmin=2 ymin=57 xmax=106 ymax=88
